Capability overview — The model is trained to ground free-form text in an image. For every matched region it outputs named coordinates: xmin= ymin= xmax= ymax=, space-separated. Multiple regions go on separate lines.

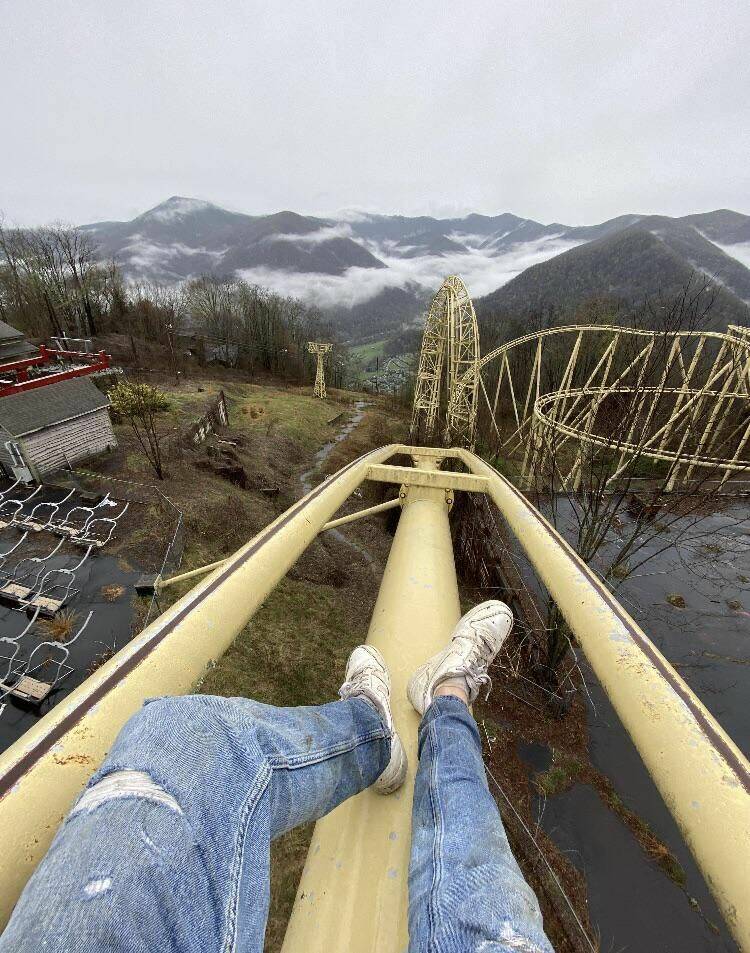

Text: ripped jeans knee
xmin=71 ymin=770 xmax=183 ymax=818
xmin=75 ymin=693 xmax=270 ymax=830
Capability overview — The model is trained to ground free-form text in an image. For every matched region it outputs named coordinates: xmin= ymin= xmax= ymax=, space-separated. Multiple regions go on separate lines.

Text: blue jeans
xmin=0 ymin=694 xmax=553 ymax=953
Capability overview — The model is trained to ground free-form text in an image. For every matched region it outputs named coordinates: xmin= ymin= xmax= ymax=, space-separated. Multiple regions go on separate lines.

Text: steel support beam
xmin=282 ymin=464 xmax=461 ymax=953
xmin=367 ymin=463 xmax=488 ymax=493
xmin=321 ymin=496 xmax=402 ymax=530
xmin=156 ymin=557 xmax=228 ymax=590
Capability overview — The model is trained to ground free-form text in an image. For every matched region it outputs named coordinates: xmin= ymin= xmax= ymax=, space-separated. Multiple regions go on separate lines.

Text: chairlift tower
xmin=307 ymin=342 xmax=333 ymax=399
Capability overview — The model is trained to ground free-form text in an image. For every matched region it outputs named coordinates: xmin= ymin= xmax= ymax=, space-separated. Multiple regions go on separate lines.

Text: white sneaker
xmin=338 ymin=645 xmax=407 ymax=794
xmin=407 ymin=600 xmax=513 ymax=715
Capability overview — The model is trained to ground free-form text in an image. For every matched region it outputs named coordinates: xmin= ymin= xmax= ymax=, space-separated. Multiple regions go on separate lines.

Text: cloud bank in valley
xmin=714 ymin=240 xmax=750 ymax=273
xmin=269 ymin=223 xmax=356 ymax=245
xmin=238 ymin=235 xmax=582 ymax=310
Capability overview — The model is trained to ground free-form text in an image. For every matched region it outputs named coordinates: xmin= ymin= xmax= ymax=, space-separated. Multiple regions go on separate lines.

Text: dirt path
xmin=297 ymin=401 xmax=379 ymax=575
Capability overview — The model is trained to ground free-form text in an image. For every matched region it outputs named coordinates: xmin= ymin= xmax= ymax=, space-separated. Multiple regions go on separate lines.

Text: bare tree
xmin=52 ymin=225 xmax=101 ymax=335
xmin=0 ymin=220 xmax=109 ymax=337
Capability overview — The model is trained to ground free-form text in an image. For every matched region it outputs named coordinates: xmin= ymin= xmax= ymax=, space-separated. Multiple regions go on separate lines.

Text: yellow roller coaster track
xmin=0 ymin=444 xmax=747 ymax=949
xmin=411 ymin=275 xmax=481 ymax=450
xmin=470 ymin=322 xmax=750 ymax=489
xmin=412 ymin=276 xmax=750 ymax=489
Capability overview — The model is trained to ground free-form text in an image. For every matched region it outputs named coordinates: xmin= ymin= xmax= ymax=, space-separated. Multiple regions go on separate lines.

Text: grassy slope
xmin=348 ymin=339 xmax=386 ymax=383
xmin=349 ymin=339 xmax=386 ymax=363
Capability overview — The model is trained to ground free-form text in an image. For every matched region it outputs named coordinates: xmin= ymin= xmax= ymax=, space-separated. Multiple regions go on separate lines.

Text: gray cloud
xmin=1 ymin=0 xmax=747 ymax=227
xmin=238 ymin=235 xmax=582 ymax=309
xmin=710 ymin=241 xmax=750 ymax=272
xmin=269 ymin=224 xmax=355 ymax=245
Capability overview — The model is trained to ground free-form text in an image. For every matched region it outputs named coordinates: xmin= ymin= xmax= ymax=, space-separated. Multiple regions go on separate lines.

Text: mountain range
xmin=81 ymin=197 xmax=750 ymax=336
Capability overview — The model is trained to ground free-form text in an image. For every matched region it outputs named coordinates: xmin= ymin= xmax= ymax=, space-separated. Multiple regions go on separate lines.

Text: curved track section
xmin=471 ymin=322 xmax=750 ymax=488
xmin=410 ymin=278 xmax=750 ymax=488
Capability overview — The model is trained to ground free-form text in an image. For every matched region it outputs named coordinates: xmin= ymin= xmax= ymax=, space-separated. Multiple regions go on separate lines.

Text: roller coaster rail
xmin=411 ymin=278 xmax=750 ymax=491
xmin=475 ymin=322 xmax=750 ymax=490
xmin=0 ymin=443 xmax=747 ymax=949
xmin=411 ymin=275 xmax=481 ymax=450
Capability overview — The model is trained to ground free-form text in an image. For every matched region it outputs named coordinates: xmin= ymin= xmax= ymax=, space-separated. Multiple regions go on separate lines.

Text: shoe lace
xmin=338 ymin=677 xmax=357 ymax=700
xmin=464 ymin=627 xmax=497 ymax=700
xmin=339 ymin=666 xmax=373 ymax=701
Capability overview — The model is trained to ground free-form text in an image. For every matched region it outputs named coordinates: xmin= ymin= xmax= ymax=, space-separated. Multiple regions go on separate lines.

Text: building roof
xmin=0 ymin=320 xmax=38 ymax=361
xmin=0 ymin=339 xmax=39 ymax=362
xmin=0 ymin=378 xmax=110 ymax=438
xmin=0 ymin=320 xmax=26 ymax=342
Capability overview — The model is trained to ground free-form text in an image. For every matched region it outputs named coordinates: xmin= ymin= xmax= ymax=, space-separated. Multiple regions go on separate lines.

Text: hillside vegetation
xmin=477 ymin=226 xmax=750 ymax=330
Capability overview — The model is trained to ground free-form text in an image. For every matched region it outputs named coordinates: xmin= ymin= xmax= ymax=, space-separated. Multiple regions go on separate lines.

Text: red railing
xmin=0 ymin=346 xmax=110 ymax=397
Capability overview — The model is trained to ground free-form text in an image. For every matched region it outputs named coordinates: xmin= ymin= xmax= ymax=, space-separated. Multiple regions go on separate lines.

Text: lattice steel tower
xmin=411 ymin=276 xmax=480 ymax=449
xmin=307 ymin=342 xmax=333 ymax=399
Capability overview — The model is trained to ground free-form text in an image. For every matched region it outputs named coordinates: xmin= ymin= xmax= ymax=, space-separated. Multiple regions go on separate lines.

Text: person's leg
xmin=407 ymin=601 xmax=554 ymax=953
xmin=0 ymin=646 xmax=406 ymax=953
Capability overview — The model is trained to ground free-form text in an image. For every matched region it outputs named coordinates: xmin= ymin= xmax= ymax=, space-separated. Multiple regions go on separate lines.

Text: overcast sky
xmin=1 ymin=0 xmax=748 ymax=227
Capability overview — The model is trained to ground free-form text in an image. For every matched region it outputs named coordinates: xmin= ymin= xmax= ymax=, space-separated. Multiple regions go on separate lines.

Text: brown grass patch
xmin=36 ymin=610 xmax=79 ymax=643
xmin=86 ymin=645 xmax=117 ymax=676
xmin=101 ymin=584 xmax=126 ymax=602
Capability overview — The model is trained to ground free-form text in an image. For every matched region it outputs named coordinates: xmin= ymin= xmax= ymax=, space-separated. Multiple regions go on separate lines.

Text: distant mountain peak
xmin=137 ymin=196 xmax=219 ymax=223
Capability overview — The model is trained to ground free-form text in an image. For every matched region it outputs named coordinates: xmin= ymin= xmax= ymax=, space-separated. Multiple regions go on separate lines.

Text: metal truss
xmin=410 ymin=276 xmax=480 ymax=449
xmin=464 ymin=322 xmax=750 ymax=489
xmin=307 ymin=342 xmax=333 ymax=399
xmin=409 ymin=275 xmax=750 ymax=487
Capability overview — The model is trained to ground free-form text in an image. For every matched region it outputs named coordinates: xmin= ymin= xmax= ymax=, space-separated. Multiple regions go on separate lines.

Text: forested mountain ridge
xmin=476 ymin=223 xmax=750 ymax=330
xmin=81 ymin=197 xmax=385 ymax=282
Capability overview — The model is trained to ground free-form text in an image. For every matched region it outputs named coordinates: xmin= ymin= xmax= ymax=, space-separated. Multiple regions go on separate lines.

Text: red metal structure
xmin=0 ymin=346 xmax=110 ymax=397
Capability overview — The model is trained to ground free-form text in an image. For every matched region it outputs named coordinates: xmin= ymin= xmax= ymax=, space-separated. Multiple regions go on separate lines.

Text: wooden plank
xmin=71 ymin=536 xmax=104 ymax=549
xmin=29 ymin=595 xmax=65 ymax=616
xmin=0 ymin=583 xmax=33 ymax=601
xmin=1 ymin=676 xmax=52 ymax=704
xmin=50 ymin=524 xmax=82 ymax=537
xmin=24 ymin=520 xmax=48 ymax=532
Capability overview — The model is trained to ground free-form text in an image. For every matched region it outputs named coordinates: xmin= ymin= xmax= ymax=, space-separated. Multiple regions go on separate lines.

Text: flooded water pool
xmin=0 ymin=543 xmax=142 ymax=753
xmin=525 ymin=498 xmax=749 ymax=951
xmin=0 ymin=478 xmax=154 ymax=755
